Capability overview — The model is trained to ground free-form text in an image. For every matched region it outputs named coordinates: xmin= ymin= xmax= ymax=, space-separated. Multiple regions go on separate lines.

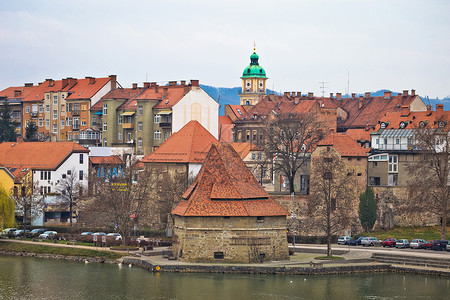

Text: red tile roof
xmin=22 ymin=80 xmax=64 ymax=102
xmin=0 ymin=85 xmax=38 ymax=99
xmin=344 ymin=128 xmax=372 ymax=142
xmin=65 ymin=77 xmax=111 ymax=100
xmin=218 ymin=116 xmax=234 ymax=142
xmin=89 ymin=156 xmax=123 ymax=165
xmin=228 ymin=105 xmax=246 ymax=118
xmin=226 ymin=142 xmax=261 ymax=159
xmin=172 ymin=143 xmax=288 ymax=217
xmin=141 ymin=121 xmax=219 ymax=163
xmin=317 ymin=133 xmax=368 ymax=157
xmin=137 ymin=85 xmax=188 ymax=109
xmin=0 ymin=142 xmax=89 ymax=170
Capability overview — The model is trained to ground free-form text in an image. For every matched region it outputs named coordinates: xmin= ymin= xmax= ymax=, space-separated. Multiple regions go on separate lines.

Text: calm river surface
xmin=1 ymin=256 xmax=449 ymax=299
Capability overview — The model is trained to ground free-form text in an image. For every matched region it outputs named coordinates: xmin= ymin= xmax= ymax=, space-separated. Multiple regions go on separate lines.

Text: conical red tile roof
xmin=172 ymin=143 xmax=288 ymax=217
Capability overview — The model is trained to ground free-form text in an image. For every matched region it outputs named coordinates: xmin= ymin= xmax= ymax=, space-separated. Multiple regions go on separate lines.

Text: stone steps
xmin=372 ymin=253 xmax=450 ymax=269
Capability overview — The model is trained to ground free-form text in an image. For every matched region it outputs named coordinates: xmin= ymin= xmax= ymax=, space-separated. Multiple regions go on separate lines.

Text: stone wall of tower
xmin=172 ymin=215 xmax=289 ymax=263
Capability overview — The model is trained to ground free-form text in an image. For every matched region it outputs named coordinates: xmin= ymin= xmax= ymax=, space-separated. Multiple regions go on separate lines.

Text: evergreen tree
xmin=25 ymin=121 xmax=38 ymax=141
xmin=359 ymin=187 xmax=377 ymax=232
xmin=0 ymin=102 xmax=18 ymax=142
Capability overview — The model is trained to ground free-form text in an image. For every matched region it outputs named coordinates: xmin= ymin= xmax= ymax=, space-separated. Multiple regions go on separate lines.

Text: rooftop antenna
xmin=319 ymin=81 xmax=328 ymax=97
xmin=346 ymin=70 xmax=350 ymax=96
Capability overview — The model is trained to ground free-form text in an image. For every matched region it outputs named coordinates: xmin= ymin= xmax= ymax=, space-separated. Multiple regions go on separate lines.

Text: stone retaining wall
xmin=0 ymin=249 xmax=117 ymax=264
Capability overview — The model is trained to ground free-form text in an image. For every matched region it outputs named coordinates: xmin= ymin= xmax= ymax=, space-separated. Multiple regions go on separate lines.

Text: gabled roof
xmin=218 ymin=116 xmax=234 ymax=142
xmin=317 ymin=133 xmax=368 ymax=157
xmin=22 ymin=80 xmax=64 ymax=102
xmin=0 ymin=142 xmax=89 ymax=170
xmin=226 ymin=142 xmax=261 ymax=160
xmin=141 ymin=121 xmax=219 ymax=164
xmin=89 ymin=156 xmax=123 ymax=165
xmin=172 ymin=143 xmax=288 ymax=217
xmin=0 ymin=85 xmax=38 ymax=100
xmin=345 ymin=128 xmax=372 ymax=142
xmin=65 ymin=77 xmax=111 ymax=100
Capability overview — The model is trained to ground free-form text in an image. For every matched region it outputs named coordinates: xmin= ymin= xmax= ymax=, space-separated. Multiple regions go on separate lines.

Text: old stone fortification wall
xmin=372 ymin=186 xmax=440 ymax=229
xmin=172 ymin=215 xmax=289 ymax=263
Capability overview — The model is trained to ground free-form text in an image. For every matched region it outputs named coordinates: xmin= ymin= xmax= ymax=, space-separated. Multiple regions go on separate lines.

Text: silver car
xmin=361 ymin=237 xmax=380 ymax=246
xmin=410 ymin=239 xmax=426 ymax=249
xmin=396 ymin=239 xmax=410 ymax=248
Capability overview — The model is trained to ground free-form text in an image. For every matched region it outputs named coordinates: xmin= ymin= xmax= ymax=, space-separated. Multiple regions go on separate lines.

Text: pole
xmin=291 ymin=192 xmax=296 ymax=248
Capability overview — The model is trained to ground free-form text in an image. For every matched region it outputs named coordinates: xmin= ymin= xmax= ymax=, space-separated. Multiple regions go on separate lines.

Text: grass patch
xmin=359 ymin=225 xmax=449 ymax=241
xmin=0 ymin=241 xmax=124 ymax=260
xmin=315 ymin=256 xmax=344 ymax=260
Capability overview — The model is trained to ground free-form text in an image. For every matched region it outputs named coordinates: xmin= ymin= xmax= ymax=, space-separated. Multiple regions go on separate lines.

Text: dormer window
xmin=380 ymin=122 xmax=387 ymax=129
xmin=399 ymin=122 xmax=406 ymax=129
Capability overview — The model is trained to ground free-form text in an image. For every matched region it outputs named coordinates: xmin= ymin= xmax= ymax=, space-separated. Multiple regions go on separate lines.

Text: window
xmin=103 ymin=104 xmax=107 ymax=115
xmin=81 ymin=104 xmax=87 ymax=111
xmin=25 ymin=105 xmax=30 ymax=113
xmin=154 ymin=130 xmax=161 ymax=140
xmin=127 ymin=132 xmax=132 ymax=141
xmin=53 ymin=95 xmax=58 ymax=105
xmin=46 ymin=105 xmax=50 ymax=112
xmin=103 ymin=122 xmax=107 ymax=131
xmin=300 ymin=175 xmax=310 ymax=195
xmin=104 ymin=138 xmax=107 ymax=147
xmin=118 ymin=132 xmax=122 ymax=140
xmin=384 ymin=138 xmax=388 ymax=144
xmin=376 ymin=138 xmax=379 ymax=145
xmin=138 ymin=137 xmax=143 ymax=148
xmin=79 ymin=170 xmax=84 ymax=181
xmin=154 ymin=114 xmax=161 ymax=123
xmin=165 ymin=132 xmax=170 ymax=140
xmin=67 ymin=170 xmax=72 ymax=175
xmin=46 ymin=95 xmax=49 ymax=100
xmin=388 ymin=174 xmax=398 ymax=186
xmin=61 ymin=104 xmax=65 ymax=112
xmin=138 ymin=122 xmax=143 ymax=131
xmin=53 ymin=124 xmax=57 ymax=133
xmin=79 ymin=154 xmax=84 ymax=164
xmin=61 ymin=119 xmax=65 ymax=127
xmin=395 ymin=138 xmax=400 ymax=144
xmin=252 ymin=130 xmax=257 ymax=140
xmin=68 ymin=117 xmax=72 ymax=126
xmin=214 ymin=252 xmax=224 ymax=259
xmin=39 ymin=104 xmax=43 ymax=113
xmin=118 ymin=116 xmax=122 ymax=124
xmin=138 ymin=106 xmax=143 ymax=115
xmin=257 ymin=153 xmax=262 ymax=160
xmin=38 ymin=118 xmax=43 ymax=127
xmin=237 ymin=131 xmax=242 ymax=141
xmin=388 ymin=155 xmax=398 ymax=173
xmin=373 ymin=162 xmax=378 ymax=167
xmin=67 ymin=134 xmax=72 ymax=140
xmin=81 ymin=119 xmax=86 ymax=126
xmin=191 ymin=103 xmax=201 ymax=121
xmin=257 ymin=216 xmax=265 ymax=223
xmin=46 ymin=119 xmax=50 ymax=127
xmin=252 ymin=153 xmax=256 ymax=160
xmin=62 ymin=94 xmax=65 ymax=99
xmin=246 ymin=130 xmax=250 ymax=140
xmin=68 ymin=103 xmax=72 ymax=112
xmin=53 ymin=110 xmax=57 ymax=119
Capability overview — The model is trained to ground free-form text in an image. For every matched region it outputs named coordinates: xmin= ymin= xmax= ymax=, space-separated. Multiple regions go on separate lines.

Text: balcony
xmin=72 ymin=124 xmax=80 ymax=131
xmin=159 ymin=122 xmax=172 ymax=128
xmin=72 ymin=109 xmax=80 ymax=116
xmin=30 ymin=112 xmax=38 ymax=118
xmin=122 ymin=123 xmax=134 ymax=129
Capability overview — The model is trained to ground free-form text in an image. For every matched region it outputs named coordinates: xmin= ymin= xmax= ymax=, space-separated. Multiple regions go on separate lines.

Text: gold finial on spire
xmin=253 ymin=41 xmax=256 ymax=52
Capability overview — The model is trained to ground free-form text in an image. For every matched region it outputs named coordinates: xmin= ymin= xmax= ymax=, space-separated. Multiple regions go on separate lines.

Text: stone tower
xmin=239 ymin=47 xmax=268 ymax=106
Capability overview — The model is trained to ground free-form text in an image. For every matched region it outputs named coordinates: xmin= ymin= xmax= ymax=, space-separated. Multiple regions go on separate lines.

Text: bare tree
xmin=263 ymin=112 xmax=323 ymax=193
xmin=55 ymin=169 xmax=84 ymax=226
xmin=11 ymin=175 xmax=43 ymax=237
xmin=407 ymin=129 xmax=450 ymax=239
xmin=307 ymin=147 xmax=357 ymax=257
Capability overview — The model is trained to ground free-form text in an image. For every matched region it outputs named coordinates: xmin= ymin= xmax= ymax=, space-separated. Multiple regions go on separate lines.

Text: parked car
xmin=431 ymin=240 xmax=449 ymax=251
xmin=348 ymin=237 xmax=366 ymax=246
xmin=382 ymin=238 xmax=397 ymax=247
xmin=337 ymin=236 xmax=351 ymax=245
xmin=410 ymin=239 xmax=426 ymax=249
xmin=423 ymin=240 xmax=433 ymax=250
xmin=81 ymin=232 xmax=93 ymax=236
xmin=395 ymin=239 xmax=410 ymax=248
xmin=361 ymin=237 xmax=380 ymax=246
xmin=14 ymin=229 xmax=30 ymax=237
xmin=30 ymin=229 xmax=47 ymax=238
xmin=5 ymin=228 xmax=18 ymax=238
xmin=446 ymin=243 xmax=450 ymax=252
xmin=93 ymin=232 xmax=106 ymax=236
xmin=107 ymin=233 xmax=122 ymax=241
xmin=39 ymin=231 xmax=58 ymax=239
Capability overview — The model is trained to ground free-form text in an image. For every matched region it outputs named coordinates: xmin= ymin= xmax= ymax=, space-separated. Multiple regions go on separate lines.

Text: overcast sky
xmin=1 ymin=0 xmax=449 ymax=98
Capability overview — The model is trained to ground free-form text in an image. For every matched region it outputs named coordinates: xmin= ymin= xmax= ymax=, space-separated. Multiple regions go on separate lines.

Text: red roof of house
xmin=317 ymin=133 xmax=368 ymax=157
xmin=65 ymin=77 xmax=111 ymax=100
xmin=218 ymin=116 xmax=234 ymax=142
xmin=345 ymin=128 xmax=372 ymax=142
xmin=137 ymin=85 xmax=188 ymax=109
xmin=141 ymin=121 xmax=219 ymax=164
xmin=226 ymin=142 xmax=261 ymax=159
xmin=22 ymin=80 xmax=64 ymax=102
xmin=0 ymin=142 xmax=89 ymax=170
xmin=0 ymin=85 xmax=38 ymax=99
xmin=228 ymin=105 xmax=246 ymax=118
xmin=172 ymin=143 xmax=288 ymax=217
xmin=89 ymin=156 xmax=123 ymax=165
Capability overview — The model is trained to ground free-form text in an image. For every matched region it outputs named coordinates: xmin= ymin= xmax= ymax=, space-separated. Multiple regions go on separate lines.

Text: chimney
xmin=62 ymin=78 xmax=68 ymax=88
xmin=436 ymin=104 xmax=444 ymax=118
xmin=14 ymin=90 xmax=21 ymax=97
xmin=427 ymin=105 xmax=432 ymax=113
xmin=336 ymin=93 xmax=342 ymax=99
xmin=308 ymin=92 xmax=313 ymax=98
xmin=143 ymin=82 xmax=150 ymax=88
xmin=155 ymin=85 xmax=159 ymax=93
xmin=109 ymin=75 xmax=117 ymax=90
xmin=46 ymin=79 xmax=54 ymax=87
xmin=329 ymin=93 xmax=333 ymax=98
xmin=359 ymin=96 xmax=364 ymax=109
xmin=67 ymin=77 xmax=77 ymax=87
xmin=403 ymin=90 xmax=408 ymax=97
xmin=296 ymin=92 xmax=301 ymax=97
xmin=284 ymin=92 xmax=289 ymax=96
xmin=150 ymin=82 xmax=157 ymax=87
xmin=180 ymin=80 xmax=186 ymax=86
xmin=190 ymin=79 xmax=199 ymax=87
xmin=365 ymin=92 xmax=371 ymax=98
xmin=411 ymin=89 xmax=416 ymax=96
xmin=132 ymin=83 xmax=138 ymax=89
xmin=400 ymin=105 xmax=410 ymax=117
xmin=24 ymin=83 xmax=33 ymax=87
xmin=89 ymin=77 xmax=95 ymax=84
xmin=169 ymin=81 xmax=177 ymax=86
xmin=384 ymin=91 xmax=391 ymax=98
xmin=351 ymin=93 xmax=356 ymax=98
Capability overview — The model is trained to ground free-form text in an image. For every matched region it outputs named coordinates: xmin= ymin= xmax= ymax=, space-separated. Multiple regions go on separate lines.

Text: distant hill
xmin=200 ymin=85 xmax=449 ymax=115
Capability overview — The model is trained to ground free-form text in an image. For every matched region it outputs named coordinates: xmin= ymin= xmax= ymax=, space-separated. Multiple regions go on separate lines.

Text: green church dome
xmin=242 ymin=51 xmax=267 ymax=78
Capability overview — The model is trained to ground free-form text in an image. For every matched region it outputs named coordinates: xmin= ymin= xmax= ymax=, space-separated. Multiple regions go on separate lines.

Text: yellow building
xmin=0 ymin=167 xmax=15 ymax=228
xmin=239 ymin=47 xmax=268 ymax=106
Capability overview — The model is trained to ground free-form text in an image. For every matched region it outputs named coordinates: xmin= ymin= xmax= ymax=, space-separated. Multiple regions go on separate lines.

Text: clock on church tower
xmin=239 ymin=47 xmax=268 ymax=106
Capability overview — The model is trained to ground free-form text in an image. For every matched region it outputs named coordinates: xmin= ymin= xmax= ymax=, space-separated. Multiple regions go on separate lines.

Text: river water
xmin=0 ymin=256 xmax=449 ymax=299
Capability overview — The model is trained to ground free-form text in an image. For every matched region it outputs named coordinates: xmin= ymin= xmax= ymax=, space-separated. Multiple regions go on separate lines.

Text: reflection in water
xmin=0 ymin=256 xmax=449 ymax=299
